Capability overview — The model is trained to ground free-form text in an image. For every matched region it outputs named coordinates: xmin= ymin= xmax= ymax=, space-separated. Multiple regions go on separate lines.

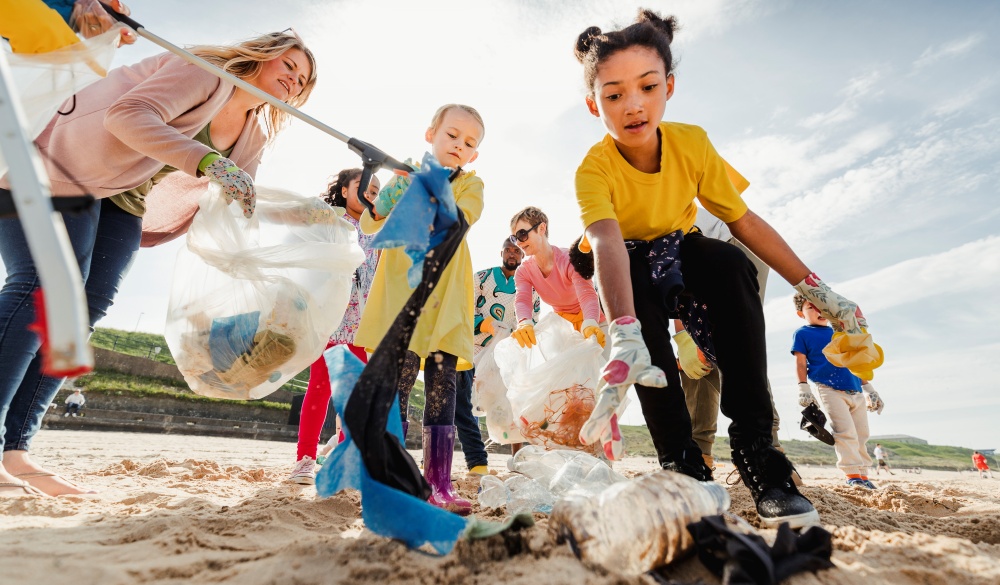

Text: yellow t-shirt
xmin=575 ymin=122 xmax=749 ymax=241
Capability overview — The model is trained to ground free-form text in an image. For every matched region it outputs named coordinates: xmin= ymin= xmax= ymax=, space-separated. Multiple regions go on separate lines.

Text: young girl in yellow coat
xmin=354 ymin=104 xmax=484 ymax=515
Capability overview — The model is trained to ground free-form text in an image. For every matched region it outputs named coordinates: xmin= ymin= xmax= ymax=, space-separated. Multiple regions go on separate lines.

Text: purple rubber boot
xmin=401 ymin=420 xmax=409 ymax=447
xmin=422 ymin=425 xmax=472 ymax=516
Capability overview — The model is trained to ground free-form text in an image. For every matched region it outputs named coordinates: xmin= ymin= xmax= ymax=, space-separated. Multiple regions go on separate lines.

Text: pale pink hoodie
xmin=27 ymin=53 xmax=267 ymax=247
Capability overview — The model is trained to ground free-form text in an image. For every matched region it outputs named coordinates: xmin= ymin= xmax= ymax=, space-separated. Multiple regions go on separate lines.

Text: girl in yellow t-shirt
xmin=572 ymin=9 xmax=877 ymax=530
xmin=353 ymin=104 xmax=485 ymax=516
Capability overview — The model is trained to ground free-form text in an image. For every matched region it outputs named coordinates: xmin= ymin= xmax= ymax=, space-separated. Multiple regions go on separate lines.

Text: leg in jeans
xmin=0 ymin=203 xmax=100 ymax=458
xmin=454 ymin=367 xmax=488 ymax=470
xmin=678 ymin=234 xmax=773 ymax=445
xmin=3 ymin=201 xmax=140 ymax=495
xmin=627 ymin=248 xmax=698 ymax=466
xmin=4 ymin=201 xmax=141 ymax=454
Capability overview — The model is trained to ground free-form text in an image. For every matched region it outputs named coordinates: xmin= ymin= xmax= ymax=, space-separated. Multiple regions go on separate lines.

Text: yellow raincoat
xmin=354 ymin=171 xmax=484 ymax=371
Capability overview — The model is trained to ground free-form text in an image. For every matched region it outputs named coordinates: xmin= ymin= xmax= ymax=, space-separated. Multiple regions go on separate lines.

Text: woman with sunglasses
xmin=0 ymin=31 xmax=317 ymax=497
xmin=508 ymin=206 xmax=605 ymax=349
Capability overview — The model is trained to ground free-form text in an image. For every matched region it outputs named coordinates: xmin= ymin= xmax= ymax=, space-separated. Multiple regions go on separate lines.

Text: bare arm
xmin=585 ymin=219 xmax=634 ymax=320
xmin=795 ymin=352 xmax=808 ymax=383
xmin=727 ymin=209 xmax=811 ymax=285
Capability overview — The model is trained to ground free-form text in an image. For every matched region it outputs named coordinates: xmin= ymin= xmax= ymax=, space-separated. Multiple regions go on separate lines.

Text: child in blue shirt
xmin=793 ymin=295 xmax=885 ymax=489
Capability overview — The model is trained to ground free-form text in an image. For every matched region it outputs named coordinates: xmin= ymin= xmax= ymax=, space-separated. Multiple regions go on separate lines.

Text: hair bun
xmin=574 ymin=26 xmax=603 ymax=62
xmin=635 ymin=8 xmax=677 ymax=43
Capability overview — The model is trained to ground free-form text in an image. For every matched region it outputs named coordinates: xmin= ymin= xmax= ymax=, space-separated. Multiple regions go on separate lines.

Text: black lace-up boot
xmin=731 ymin=437 xmax=819 ymax=528
xmin=660 ymin=441 xmax=714 ymax=482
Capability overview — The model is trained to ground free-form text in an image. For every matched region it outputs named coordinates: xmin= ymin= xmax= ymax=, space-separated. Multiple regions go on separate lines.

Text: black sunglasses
xmin=509 ymin=222 xmax=542 ymax=244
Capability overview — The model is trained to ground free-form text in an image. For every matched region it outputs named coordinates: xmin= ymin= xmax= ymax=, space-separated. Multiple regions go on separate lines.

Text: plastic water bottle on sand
xmin=549 ymin=469 xmax=730 ymax=575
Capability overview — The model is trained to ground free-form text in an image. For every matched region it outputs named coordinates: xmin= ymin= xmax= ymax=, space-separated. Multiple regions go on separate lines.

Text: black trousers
xmin=630 ymin=232 xmax=774 ymax=460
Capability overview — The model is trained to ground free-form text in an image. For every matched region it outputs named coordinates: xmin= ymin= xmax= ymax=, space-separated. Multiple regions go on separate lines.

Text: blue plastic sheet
xmin=315 ymin=346 xmax=468 ymax=554
xmin=371 ymin=154 xmax=459 ymax=288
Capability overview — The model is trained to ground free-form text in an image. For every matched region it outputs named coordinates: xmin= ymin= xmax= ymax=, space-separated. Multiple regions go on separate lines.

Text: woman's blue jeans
xmin=0 ymin=200 xmax=141 ymax=456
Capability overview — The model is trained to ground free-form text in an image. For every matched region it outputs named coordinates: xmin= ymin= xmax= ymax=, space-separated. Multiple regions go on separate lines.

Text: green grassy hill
xmin=87 ymin=328 xmax=989 ymax=470
xmin=621 ymin=425 xmax=990 ymax=471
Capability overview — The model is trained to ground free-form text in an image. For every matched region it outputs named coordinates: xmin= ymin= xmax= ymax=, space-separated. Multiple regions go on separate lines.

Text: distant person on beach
xmin=794 ymin=294 xmax=885 ymax=490
xmin=288 ymin=169 xmax=380 ymax=485
xmin=0 ymin=30 xmax=316 ymax=498
xmin=63 ymin=389 xmax=85 ymax=417
xmin=973 ymin=451 xmax=994 ymax=479
xmin=873 ymin=443 xmax=894 ymax=475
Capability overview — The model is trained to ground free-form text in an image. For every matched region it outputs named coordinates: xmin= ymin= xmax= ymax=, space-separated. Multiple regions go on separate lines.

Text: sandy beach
xmin=2 ymin=429 xmax=999 ymax=584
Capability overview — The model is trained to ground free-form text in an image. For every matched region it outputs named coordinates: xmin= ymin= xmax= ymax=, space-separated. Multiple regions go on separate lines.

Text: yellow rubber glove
xmin=556 ymin=311 xmax=584 ymax=331
xmin=581 ymin=318 xmax=605 ymax=347
xmin=673 ymin=330 xmax=712 ymax=380
xmin=480 ymin=315 xmax=495 ymax=336
xmin=511 ymin=320 xmax=536 ymax=348
xmin=822 ymin=330 xmax=884 ymax=380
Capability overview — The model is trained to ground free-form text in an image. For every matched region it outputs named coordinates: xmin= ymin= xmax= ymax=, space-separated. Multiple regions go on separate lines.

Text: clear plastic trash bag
xmin=166 ymin=183 xmax=364 ymax=399
xmin=0 ymin=28 xmax=118 ymax=178
xmin=494 ymin=313 xmax=613 ymax=452
xmin=471 ymin=325 xmax=527 ymax=444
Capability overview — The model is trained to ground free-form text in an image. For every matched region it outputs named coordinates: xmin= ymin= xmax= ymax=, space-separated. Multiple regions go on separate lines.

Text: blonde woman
xmin=0 ymin=31 xmax=316 ymax=497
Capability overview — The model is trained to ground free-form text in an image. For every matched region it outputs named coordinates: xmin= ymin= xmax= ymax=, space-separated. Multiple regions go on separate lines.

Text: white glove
xmin=798 ymin=382 xmax=817 ymax=408
xmin=862 ymin=383 xmax=884 ymax=415
xmin=579 ymin=317 xmax=666 ymax=460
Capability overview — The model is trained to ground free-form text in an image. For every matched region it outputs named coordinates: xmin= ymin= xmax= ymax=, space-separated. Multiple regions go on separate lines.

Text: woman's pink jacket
xmin=30 ymin=52 xmax=267 ymax=246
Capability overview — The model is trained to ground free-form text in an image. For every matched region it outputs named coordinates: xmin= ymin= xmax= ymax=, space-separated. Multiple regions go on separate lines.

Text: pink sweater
xmin=28 ymin=53 xmax=266 ymax=247
xmin=514 ymin=246 xmax=603 ymax=323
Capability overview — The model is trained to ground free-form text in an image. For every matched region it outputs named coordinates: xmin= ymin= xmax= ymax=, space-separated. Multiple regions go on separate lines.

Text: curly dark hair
xmin=574 ymin=8 xmax=679 ymax=95
xmin=321 ymin=168 xmax=363 ymax=208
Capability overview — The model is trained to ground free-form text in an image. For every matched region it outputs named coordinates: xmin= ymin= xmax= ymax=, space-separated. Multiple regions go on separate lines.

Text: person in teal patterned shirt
xmin=457 ymin=239 xmax=539 ymax=473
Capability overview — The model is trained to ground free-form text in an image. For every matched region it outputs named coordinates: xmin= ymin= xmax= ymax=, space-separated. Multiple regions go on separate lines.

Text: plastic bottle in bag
xmin=549 ymin=470 xmax=730 ymax=575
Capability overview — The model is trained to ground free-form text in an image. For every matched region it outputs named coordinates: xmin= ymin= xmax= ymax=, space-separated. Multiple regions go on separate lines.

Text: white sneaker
xmin=288 ymin=456 xmax=316 ymax=485
xmin=64 ymin=413 xmax=70 ymax=417
xmin=71 ymin=413 xmax=78 ymax=417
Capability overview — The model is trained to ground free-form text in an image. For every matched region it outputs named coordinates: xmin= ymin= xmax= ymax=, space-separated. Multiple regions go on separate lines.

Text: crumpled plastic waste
xmin=822 ymin=330 xmax=884 ymax=381
xmin=166 ymin=184 xmax=363 ymax=399
xmin=686 ymin=514 xmax=834 ymax=585
xmin=0 ymin=28 xmax=119 ymax=177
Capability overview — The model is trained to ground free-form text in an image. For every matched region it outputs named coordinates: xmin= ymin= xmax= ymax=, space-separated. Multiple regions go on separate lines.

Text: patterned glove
xmin=579 ymin=317 xmax=667 ymax=460
xmin=793 ymin=273 xmax=866 ymax=334
xmin=673 ymin=330 xmax=711 ymax=380
xmin=374 ymin=158 xmax=418 ymax=217
xmin=581 ymin=319 xmax=605 ymax=348
xmin=511 ymin=321 xmax=536 ymax=348
xmin=203 ymin=156 xmax=255 ymax=218
xmin=795 ymin=272 xmax=884 ymax=379
xmin=480 ymin=315 xmax=496 ymax=336
xmin=798 ymin=382 xmax=818 ymax=408
xmin=861 ymin=383 xmax=884 ymax=415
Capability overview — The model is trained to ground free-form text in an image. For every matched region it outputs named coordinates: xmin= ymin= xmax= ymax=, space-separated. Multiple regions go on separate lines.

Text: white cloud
xmin=799 ymin=70 xmax=882 ymax=129
xmin=912 ymin=32 xmax=986 ymax=70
